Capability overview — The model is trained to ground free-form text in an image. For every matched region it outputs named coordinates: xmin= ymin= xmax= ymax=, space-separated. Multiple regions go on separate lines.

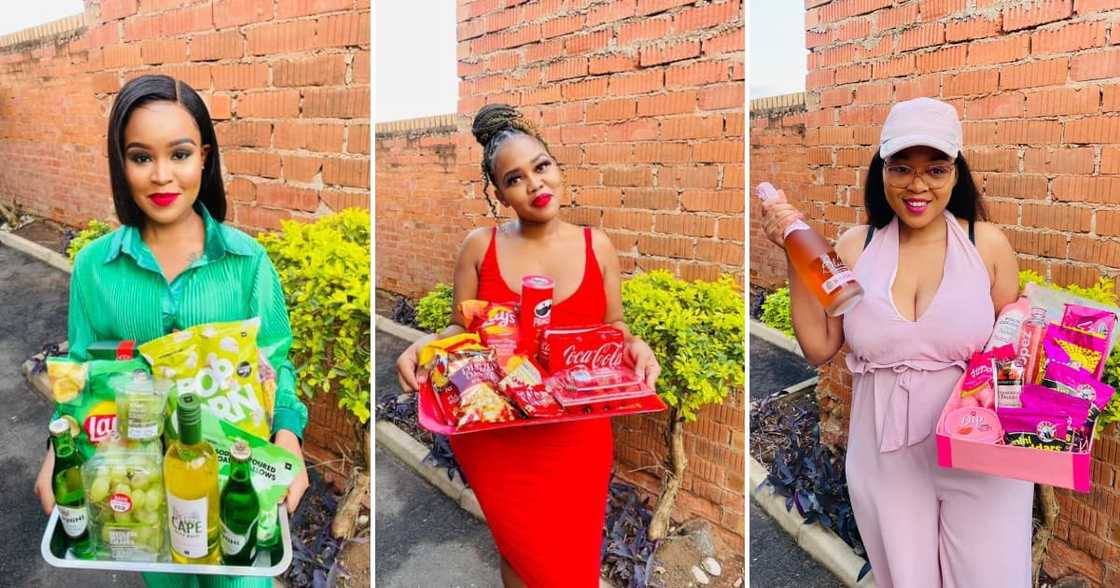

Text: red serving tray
xmin=416 ymin=376 xmax=667 ymax=435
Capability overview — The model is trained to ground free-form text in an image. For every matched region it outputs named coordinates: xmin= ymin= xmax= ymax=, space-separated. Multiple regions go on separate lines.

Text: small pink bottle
xmin=1020 ymin=307 xmax=1047 ymax=385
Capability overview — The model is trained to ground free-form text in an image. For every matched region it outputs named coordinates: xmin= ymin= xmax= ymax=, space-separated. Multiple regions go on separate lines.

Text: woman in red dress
xmin=396 ymin=103 xmax=660 ymax=587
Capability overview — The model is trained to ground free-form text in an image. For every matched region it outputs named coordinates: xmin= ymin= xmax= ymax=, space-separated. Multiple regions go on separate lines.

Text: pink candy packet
xmin=959 ymin=350 xmax=996 ymax=408
xmin=1062 ymin=303 xmax=1117 ymax=340
xmin=1040 ymin=361 xmax=1116 ymax=430
xmin=1039 ymin=324 xmax=1109 ymax=380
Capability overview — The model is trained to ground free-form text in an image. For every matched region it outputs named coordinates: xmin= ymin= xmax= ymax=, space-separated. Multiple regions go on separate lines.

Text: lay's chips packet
xmin=48 ymin=356 xmax=151 ymax=460
xmin=140 ymin=318 xmax=273 ymax=441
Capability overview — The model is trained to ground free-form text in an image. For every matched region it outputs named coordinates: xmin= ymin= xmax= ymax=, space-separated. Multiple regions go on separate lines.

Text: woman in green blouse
xmin=32 ymin=75 xmax=309 ymax=587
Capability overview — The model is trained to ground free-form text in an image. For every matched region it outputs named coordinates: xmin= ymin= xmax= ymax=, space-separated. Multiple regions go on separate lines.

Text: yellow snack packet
xmin=139 ymin=318 xmax=272 ymax=441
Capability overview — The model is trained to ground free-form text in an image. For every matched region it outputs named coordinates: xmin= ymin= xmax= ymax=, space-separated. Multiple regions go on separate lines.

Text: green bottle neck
xmin=53 ymin=434 xmax=75 ymax=460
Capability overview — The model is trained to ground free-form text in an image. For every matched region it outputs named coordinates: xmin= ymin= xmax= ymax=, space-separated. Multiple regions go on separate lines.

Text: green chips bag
xmin=140 ymin=318 xmax=272 ymax=441
xmin=48 ymin=357 xmax=151 ymax=460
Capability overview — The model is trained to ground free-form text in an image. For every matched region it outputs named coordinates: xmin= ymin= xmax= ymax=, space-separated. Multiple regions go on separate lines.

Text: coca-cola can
xmin=518 ymin=275 xmax=554 ymax=356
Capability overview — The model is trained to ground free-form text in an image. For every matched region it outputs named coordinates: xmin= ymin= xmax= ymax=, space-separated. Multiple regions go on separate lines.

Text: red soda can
xmin=518 ymin=275 xmax=554 ymax=356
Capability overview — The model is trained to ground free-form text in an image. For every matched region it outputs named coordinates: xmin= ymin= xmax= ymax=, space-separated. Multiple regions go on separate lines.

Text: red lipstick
xmin=149 ymin=193 xmax=179 ymax=207
xmin=531 ymin=193 xmax=553 ymax=208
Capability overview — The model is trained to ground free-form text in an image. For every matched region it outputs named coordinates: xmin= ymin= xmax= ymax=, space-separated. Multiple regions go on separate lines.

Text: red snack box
xmin=540 ymin=324 xmax=625 ymax=373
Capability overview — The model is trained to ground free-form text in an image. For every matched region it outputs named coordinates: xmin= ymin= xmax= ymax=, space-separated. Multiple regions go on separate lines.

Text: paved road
xmin=374 ymin=328 xmax=502 ymax=587
xmin=0 ymin=243 xmax=143 ymax=586
xmin=749 ymin=332 xmax=817 ymax=401
xmin=374 ymin=445 xmax=500 ymax=587
xmin=748 ymin=506 xmax=842 ymax=588
xmin=748 ymin=334 xmax=845 ymax=588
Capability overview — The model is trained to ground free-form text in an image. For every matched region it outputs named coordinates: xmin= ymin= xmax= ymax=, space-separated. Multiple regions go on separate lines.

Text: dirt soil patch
xmin=750 ymin=390 xmax=820 ymax=467
xmin=11 ymin=219 xmax=71 ymax=255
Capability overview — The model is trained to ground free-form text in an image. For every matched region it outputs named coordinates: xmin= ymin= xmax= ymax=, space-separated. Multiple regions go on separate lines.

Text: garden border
xmin=750 ymin=319 xmax=803 ymax=358
xmin=374 ymin=315 xmax=615 ymax=588
xmin=0 ymin=229 xmax=72 ymax=273
xmin=749 ymin=455 xmax=876 ymax=588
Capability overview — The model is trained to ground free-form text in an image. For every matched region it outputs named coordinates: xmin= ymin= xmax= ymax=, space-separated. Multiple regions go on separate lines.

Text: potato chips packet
xmin=139 ymin=319 xmax=272 ymax=441
xmin=48 ymin=357 xmax=151 ymax=460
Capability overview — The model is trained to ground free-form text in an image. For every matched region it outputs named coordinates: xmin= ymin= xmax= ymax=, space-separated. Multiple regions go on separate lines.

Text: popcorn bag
xmin=139 ymin=319 xmax=273 ymax=442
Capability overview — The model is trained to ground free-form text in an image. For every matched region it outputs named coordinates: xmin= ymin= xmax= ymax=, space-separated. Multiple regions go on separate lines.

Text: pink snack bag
xmin=997 ymin=407 xmax=1071 ymax=452
xmin=1040 ymin=361 xmax=1116 ymax=432
xmin=1039 ymin=324 xmax=1109 ymax=380
xmin=1019 ymin=383 xmax=1095 ymax=450
xmin=959 ymin=350 xmax=996 ymax=409
xmin=1062 ymin=303 xmax=1117 ymax=340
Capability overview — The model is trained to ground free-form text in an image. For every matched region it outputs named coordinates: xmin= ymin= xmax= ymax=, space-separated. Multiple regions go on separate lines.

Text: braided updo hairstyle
xmin=471 ymin=103 xmax=555 ymax=217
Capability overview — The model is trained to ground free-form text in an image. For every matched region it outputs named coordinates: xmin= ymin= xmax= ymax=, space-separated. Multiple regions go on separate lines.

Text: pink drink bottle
xmin=756 ymin=182 xmax=864 ymax=316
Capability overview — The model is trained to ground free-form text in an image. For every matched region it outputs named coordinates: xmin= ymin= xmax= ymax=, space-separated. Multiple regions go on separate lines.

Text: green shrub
xmin=416 ymin=283 xmax=454 ymax=333
xmin=67 ymin=220 xmax=113 ymax=261
xmin=760 ymin=286 xmax=794 ymax=339
xmin=258 ymin=209 xmax=371 ymax=423
xmin=622 ymin=270 xmax=744 ymax=421
xmin=1019 ymin=270 xmax=1120 ymax=433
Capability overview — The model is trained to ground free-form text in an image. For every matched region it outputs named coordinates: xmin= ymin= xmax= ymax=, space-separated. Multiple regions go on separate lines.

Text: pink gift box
xmin=935 ymin=374 xmax=1093 ymax=493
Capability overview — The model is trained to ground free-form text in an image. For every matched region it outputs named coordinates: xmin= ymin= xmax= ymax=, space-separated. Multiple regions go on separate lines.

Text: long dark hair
xmin=106 ymin=75 xmax=226 ymax=227
xmin=863 ymin=152 xmax=985 ymax=229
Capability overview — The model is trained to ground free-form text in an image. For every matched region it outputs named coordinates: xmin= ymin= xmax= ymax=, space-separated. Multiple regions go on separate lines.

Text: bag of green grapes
xmin=81 ymin=437 xmax=165 ymax=561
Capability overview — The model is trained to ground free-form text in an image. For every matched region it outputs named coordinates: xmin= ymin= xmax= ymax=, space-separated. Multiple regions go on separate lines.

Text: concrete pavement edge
xmin=749 ymin=319 xmax=803 ymax=358
xmin=375 ymin=415 xmax=613 ymax=587
xmin=0 ymin=230 xmax=72 ymax=274
xmin=375 ymin=314 xmax=426 ymax=343
xmin=749 ymin=456 xmax=876 ymax=588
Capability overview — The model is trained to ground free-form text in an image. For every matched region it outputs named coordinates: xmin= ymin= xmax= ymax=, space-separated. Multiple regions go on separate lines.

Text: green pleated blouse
xmin=63 ymin=204 xmax=307 ymax=439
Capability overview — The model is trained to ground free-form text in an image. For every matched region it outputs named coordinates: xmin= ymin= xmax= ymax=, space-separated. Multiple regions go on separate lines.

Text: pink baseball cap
xmin=878 ymin=97 xmax=963 ymax=160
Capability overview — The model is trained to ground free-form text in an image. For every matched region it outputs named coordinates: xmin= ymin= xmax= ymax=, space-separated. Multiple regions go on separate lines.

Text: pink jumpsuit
xmin=841 ymin=211 xmax=1033 ymax=588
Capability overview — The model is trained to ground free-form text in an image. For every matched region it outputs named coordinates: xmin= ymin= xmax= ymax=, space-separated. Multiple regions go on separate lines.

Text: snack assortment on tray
xmin=937 ymin=283 xmax=1120 ymax=490
xmin=419 ymin=282 xmax=662 ymax=432
xmin=43 ymin=321 xmax=303 ymax=570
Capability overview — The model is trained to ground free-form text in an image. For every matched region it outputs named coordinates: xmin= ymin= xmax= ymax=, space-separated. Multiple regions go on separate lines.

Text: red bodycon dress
xmin=448 ymin=226 xmax=614 ymax=587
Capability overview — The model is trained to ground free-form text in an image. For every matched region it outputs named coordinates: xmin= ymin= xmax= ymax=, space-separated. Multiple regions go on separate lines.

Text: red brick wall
xmin=374 ymin=116 xmax=479 ymax=299
xmin=748 ymin=1 xmax=1120 ymax=583
xmin=375 ymin=0 xmax=745 ymax=548
xmin=749 ymin=94 xmax=810 ymax=290
xmin=0 ymin=0 xmax=371 ymax=233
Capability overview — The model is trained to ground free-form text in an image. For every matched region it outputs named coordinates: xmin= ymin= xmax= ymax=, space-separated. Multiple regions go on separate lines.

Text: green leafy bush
xmin=622 ymin=270 xmax=745 ymax=421
xmin=67 ymin=219 xmax=113 ymax=261
xmin=760 ymin=286 xmax=794 ymax=338
xmin=416 ymin=283 xmax=454 ymax=333
xmin=1019 ymin=270 xmax=1120 ymax=432
xmin=258 ymin=209 xmax=371 ymax=422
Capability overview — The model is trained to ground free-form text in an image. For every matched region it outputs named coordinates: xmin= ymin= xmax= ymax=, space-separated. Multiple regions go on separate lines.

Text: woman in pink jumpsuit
xmin=760 ymin=97 xmax=1033 ymax=587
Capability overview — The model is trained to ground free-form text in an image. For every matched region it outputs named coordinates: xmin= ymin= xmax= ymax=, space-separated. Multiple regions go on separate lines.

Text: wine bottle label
xmin=168 ymin=494 xmax=209 ymax=558
xmin=221 ymin=519 xmax=257 ymax=556
xmin=782 ymin=219 xmax=811 ymax=240
xmin=822 ymin=271 xmax=857 ymax=294
xmin=58 ymin=505 xmax=87 ymax=538
xmin=817 ymin=252 xmax=857 ymax=294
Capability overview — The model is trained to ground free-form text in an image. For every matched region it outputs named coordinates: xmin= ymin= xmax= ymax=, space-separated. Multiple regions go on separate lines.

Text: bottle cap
xmin=48 ymin=418 xmax=70 ymax=436
xmin=177 ymin=393 xmax=202 ymax=443
xmin=755 ymin=182 xmax=779 ymax=202
xmin=230 ymin=439 xmax=251 ymax=461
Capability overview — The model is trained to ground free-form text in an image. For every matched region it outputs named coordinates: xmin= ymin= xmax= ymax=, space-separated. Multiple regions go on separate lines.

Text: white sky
xmin=749 ymin=0 xmax=806 ymax=99
xmin=374 ymin=1 xmax=458 ymax=123
xmin=0 ymin=3 xmax=85 ymax=37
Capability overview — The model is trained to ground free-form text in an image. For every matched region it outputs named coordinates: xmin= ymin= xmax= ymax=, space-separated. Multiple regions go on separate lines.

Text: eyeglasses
xmin=883 ymin=161 xmax=956 ymax=189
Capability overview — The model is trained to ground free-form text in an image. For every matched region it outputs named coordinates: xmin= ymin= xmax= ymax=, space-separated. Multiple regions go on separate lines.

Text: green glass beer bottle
xmin=50 ymin=419 xmax=93 ymax=559
xmin=220 ymin=439 xmax=260 ymax=565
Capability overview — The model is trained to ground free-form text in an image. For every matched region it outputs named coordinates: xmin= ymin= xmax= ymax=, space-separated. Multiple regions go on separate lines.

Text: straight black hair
xmin=863 ymin=152 xmax=986 ymax=229
xmin=106 ymin=75 xmax=226 ymax=227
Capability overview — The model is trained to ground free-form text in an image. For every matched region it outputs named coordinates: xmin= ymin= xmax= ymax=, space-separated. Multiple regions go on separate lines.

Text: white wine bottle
xmin=164 ymin=393 xmax=220 ymax=564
